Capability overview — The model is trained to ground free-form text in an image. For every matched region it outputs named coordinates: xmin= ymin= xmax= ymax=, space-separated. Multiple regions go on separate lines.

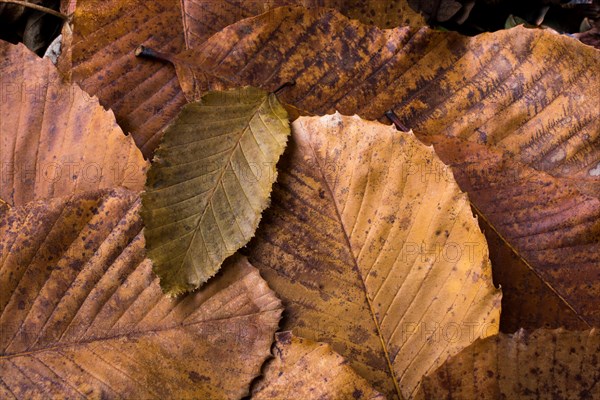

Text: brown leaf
xmin=415 ymin=329 xmax=600 ymax=399
xmin=181 ymin=1 xmax=424 ymax=50
xmin=171 ymin=5 xmax=600 ymax=328
xmin=253 ymin=332 xmax=385 ymax=400
xmin=58 ymin=0 xmax=186 ymax=157
xmin=248 ymin=113 xmax=501 ymax=399
xmin=0 ymin=41 xmax=147 ymax=207
xmin=429 ymin=135 xmax=600 ymax=327
xmin=478 ymin=218 xmax=589 ymax=332
xmin=0 ymin=188 xmax=283 ymax=399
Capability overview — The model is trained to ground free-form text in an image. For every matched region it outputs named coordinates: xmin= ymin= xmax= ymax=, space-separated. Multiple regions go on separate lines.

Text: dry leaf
xmin=170 ymin=5 xmax=599 ymax=327
xmin=428 ymin=135 xmax=600 ymax=326
xmin=0 ymin=188 xmax=283 ymax=399
xmin=478 ymin=218 xmax=589 ymax=332
xmin=248 ymin=113 xmax=501 ymax=399
xmin=60 ymin=1 xmax=419 ymax=158
xmin=142 ymin=87 xmax=290 ymax=295
xmin=58 ymin=0 xmax=186 ymax=157
xmin=253 ymin=331 xmax=384 ymax=400
xmin=415 ymin=329 xmax=600 ymax=399
xmin=0 ymin=41 xmax=147 ymax=207
xmin=181 ymin=0 xmax=424 ymax=50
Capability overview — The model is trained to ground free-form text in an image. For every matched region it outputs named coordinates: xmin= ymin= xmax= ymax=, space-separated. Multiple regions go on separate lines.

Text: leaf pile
xmin=1 ymin=1 xmax=598 ymax=399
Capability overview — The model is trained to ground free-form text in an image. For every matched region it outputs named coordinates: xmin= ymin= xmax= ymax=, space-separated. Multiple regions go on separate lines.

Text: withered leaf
xmin=171 ymin=5 xmax=600 ymax=328
xmin=0 ymin=188 xmax=283 ymax=399
xmin=142 ymin=87 xmax=290 ymax=295
xmin=415 ymin=329 xmax=600 ymax=399
xmin=253 ymin=332 xmax=384 ymax=400
xmin=428 ymin=135 xmax=600 ymax=327
xmin=248 ymin=113 xmax=501 ymax=399
xmin=58 ymin=0 xmax=186 ymax=157
xmin=0 ymin=41 xmax=147 ymax=207
xmin=61 ymin=1 xmax=419 ymax=158
xmin=181 ymin=0 xmax=424 ymax=50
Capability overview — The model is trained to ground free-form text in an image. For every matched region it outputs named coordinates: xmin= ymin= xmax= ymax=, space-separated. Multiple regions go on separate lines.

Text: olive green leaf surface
xmin=142 ymin=87 xmax=290 ymax=295
xmin=0 ymin=188 xmax=283 ymax=399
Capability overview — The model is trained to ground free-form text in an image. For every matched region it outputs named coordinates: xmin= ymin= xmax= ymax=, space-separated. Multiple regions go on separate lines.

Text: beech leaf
xmin=248 ymin=113 xmax=501 ymax=399
xmin=0 ymin=41 xmax=147 ymax=207
xmin=142 ymin=87 xmax=290 ymax=295
xmin=0 ymin=188 xmax=282 ymax=399
xmin=416 ymin=329 xmax=600 ymax=399
xmin=170 ymin=5 xmax=599 ymax=328
xmin=253 ymin=332 xmax=385 ymax=400
xmin=57 ymin=0 xmax=187 ymax=157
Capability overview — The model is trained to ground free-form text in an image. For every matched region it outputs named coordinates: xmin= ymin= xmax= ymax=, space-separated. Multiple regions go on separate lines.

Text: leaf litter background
xmin=0 ymin=0 xmax=599 ymax=399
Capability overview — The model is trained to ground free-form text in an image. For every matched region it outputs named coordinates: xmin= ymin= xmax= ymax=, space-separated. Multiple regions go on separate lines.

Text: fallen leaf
xmin=170 ymin=5 xmax=599 ymax=327
xmin=415 ymin=329 xmax=600 ymax=399
xmin=58 ymin=0 xmax=186 ymax=157
xmin=0 ymin=41 xmax=147 ymax=207
xmin=248 ymin=113 xmax=501 ymax=399
xmin=181 ymin=0 xmax=424 ymax=50
xmin=428 ymin=135 xmax=600 ymax=327
xmin=0 ymin=188 xmax=282 ymax=399
xmin=142 ymin=87 xmax=290 ymax=295
xmin=253 ymin=331 xmax=385 ymax=400
xmin=478 ymin=217 xmax=589 ymax=332
xmin=61 ymin=0 xmax=419 ymax=158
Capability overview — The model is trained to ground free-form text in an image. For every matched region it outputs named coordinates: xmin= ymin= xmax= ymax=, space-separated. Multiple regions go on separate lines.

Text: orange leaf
xmin=0 ymin=188 xmax=282 ymax=398
xmin=0 ymin=41 xmax=147 ymax=207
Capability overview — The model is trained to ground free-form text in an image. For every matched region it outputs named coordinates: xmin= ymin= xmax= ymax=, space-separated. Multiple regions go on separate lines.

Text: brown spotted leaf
xmin=170 ymin=5 xmax=600 ymax=328
xmin=428 ymin=135 xmax=600 ymax=327
xmin=59 ymin=0 xmax=186 ymax=157
xmin=415 ymin=329 xmax=600 ymax=400
xmin=247 ymin=113 xmax=501 ymax=399
xmin=253 ymin=332 xmax=385 ymax=400
xmin=0 ymin=188 xmax=282 ymax=399
xmin=0 ymin=41 xmax=147 ymax=207
xmin=181 ymin=0 xmax=424 ymax=49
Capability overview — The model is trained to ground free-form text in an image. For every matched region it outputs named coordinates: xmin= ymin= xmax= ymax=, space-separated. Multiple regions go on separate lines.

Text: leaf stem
xmin=0 ymin=0 xmax=67 ymax=20
xmin=135 ymin=45 xmax=176 ymax=65
xmin=274 ymin=80 xmax=296 ymax=95
xmin=384 ymin=110 xmax=409 ymax=132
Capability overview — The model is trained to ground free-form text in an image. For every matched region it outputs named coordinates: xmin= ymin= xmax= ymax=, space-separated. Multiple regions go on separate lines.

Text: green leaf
xmin=142 ymin=87 xmax=290 ymax=295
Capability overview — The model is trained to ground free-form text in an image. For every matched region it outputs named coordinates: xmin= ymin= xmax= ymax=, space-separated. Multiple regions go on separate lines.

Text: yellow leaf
xmin=142 ymin=87 xmax=290 ymax=295
xmin=248 ymin=113 xmax=501 ymax=398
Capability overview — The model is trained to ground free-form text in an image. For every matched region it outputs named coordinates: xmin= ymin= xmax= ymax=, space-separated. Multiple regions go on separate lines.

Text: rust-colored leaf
xmin=172 ymin=6 xmax=600 ymax=328
xmin=0 ymin=188 xmax=283 ymax=399
xmin=180 ymin=1 xmax=424 ymax=50
xmin=248 ymin=113 xmax=501 ymax=399
xmin=58 ymin=0 xmax=186 ymax=157
xmin=415 ymin=329 xmax=600 ymax=399
xmin=0 ymin=41 xmax=147 ymax=207
xmin=428 ymin=135 xmax=600 ymax=327
xmin=253 ymin=332 xmax=384 ymax=400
